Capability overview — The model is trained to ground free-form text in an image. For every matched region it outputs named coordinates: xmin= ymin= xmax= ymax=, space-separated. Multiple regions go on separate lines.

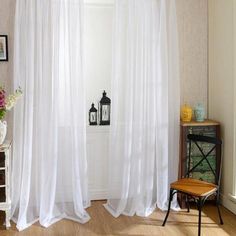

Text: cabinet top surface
xmin=181 ymin=119 xmax=220 ymax=127
xmin=0 ymin=140 xmax=12 ymax=151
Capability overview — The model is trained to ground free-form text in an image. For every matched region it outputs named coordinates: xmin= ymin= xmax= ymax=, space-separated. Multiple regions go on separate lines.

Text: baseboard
xmin=221 ymin=194 xmax=236 ymax=215
xmin=89 ymin=191 xmax=236 ymax=214
xmin=89 ymin=189 xmax=108 ymax=201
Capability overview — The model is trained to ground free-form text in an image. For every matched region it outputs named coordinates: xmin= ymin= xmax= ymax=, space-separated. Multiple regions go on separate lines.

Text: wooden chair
xmin=162 ymin=134 xmax=223 ymax=236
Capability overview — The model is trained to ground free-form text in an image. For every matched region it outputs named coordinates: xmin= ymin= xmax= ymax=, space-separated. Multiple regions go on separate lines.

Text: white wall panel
xmin=208 ymin=0 xmax=236 ymax=214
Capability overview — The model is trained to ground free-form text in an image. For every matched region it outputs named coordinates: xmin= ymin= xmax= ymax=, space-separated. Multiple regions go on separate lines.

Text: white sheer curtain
xmin=12 ymin=0 xmax=90 ymax=231
xmin=104 ymin=0 xmax=180 ymax=217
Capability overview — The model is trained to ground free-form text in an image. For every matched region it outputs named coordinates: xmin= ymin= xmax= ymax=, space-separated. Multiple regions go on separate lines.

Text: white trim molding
xmin=87 ymin=125 xmax=110 ymax=134
xmin=221 ymin=194 xmax=236 ymax=215
xmin=89 ymin=189 xmax=108 ymax=200
xmin=229 ymin=194 xmax=236 ymax=203
xmin=84 ymin=0 xmax=114 ymax=6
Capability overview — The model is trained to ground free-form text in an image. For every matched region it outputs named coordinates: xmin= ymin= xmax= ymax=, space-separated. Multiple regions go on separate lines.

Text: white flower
xmin=5 ymin=89 xmax=23 ymax=111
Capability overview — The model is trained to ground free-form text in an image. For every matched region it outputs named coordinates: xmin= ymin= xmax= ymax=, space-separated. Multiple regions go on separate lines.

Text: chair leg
xmin=186 ymin=196 xmax=190 ymax=212
xmin=197 ymin=198 xmax=203 ymax=236
xmin=216 ymin=194 xmax=224 ymax=225
xmin=162 ymin=189 xmax=174 ymax=227
xmin=216 ymin=202 xmax=223 ymax=225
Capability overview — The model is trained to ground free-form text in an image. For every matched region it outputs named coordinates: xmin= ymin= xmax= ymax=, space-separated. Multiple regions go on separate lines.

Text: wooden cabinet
xmin=0 ymin=141 xmax=12 ymax=229
xmin=179 ymin=120 xmax=221 ymax=208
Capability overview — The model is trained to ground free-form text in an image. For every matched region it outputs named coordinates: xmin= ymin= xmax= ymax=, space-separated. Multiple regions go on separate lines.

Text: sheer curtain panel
xmin=12 ymin=0 xmax=90 ymax=230
xmin=105 ymin=0 xmax=180 ymax=217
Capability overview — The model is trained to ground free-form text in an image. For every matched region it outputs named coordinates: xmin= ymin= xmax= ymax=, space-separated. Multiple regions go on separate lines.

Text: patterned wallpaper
xmin=176 ymin=0 xmax=208 ymax=112
xmin=0 ymin=0 xmax=15 ymax=138
xmin=0 ymin=0 xmax=15 ymax=89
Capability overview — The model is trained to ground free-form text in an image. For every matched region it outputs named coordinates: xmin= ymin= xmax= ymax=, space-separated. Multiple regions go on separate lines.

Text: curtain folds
xmin=12 ymin=0 xmax=90 ymax=230
xmin=104 ymin=0 xmax=180 ymax=217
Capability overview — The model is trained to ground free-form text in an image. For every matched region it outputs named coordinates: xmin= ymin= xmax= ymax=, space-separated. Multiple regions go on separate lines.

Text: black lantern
xmin=99 ymin=91 xmax=111 ymax=125
xmin=89 ymin=103 xmax=98 ymax=125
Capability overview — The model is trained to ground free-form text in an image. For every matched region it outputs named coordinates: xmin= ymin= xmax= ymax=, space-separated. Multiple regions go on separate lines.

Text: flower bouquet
xmin=0 ymin=86 xmax=22 ymax=144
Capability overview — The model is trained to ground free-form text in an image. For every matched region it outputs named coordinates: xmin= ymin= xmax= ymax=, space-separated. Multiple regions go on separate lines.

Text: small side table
xmin=0 ymin=141 xmax=12 ymax=229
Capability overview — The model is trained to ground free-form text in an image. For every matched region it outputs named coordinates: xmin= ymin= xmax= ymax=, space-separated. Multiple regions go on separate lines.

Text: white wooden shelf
xmin=87 ymin=125 xmax=110 ymax=134
xmin=0 ymin=141 xmax=12 ymax=229
xmin=84 ymin=0 xmax=114 ymax=6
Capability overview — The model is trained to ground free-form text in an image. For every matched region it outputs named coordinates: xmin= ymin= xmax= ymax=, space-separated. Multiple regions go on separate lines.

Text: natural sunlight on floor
xmin=0 ymin=201 xmax=236 ymax=236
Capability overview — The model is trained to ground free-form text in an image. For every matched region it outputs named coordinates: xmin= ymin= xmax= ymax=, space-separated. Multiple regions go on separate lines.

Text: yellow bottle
xmin=181 ymin=104 xmax=193 ymax=122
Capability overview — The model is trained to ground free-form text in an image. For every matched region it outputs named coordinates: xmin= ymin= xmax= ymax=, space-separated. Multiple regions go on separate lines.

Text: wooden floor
xmin=0 ymin=201 xmax=236 ymax=236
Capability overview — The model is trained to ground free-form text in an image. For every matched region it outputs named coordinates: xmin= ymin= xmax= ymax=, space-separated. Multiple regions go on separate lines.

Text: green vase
xmin=194 ymin=103 xmax=205 ymax=122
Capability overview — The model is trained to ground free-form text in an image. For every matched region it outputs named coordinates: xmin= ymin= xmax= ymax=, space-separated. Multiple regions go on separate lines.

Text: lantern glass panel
xmin=102 ymin=105 xmax=109 ymax=121
xmin=90 ymin=112 xmax=96 ymax=122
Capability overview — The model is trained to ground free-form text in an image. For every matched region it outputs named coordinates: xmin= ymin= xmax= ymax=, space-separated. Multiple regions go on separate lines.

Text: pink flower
xmin=0 ymin=101 xmax=5 ymax=108
xmin=0 ymin=90 xmax=6 ymax=108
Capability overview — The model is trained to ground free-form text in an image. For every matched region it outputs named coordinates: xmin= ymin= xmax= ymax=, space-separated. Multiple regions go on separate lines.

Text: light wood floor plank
xmin=0 ymin=201 xmax=235 ymax=235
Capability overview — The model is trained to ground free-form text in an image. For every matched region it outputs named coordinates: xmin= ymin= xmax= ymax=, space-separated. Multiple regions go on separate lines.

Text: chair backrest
xmin=186 ymin=134 xmax=222 ymax=186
